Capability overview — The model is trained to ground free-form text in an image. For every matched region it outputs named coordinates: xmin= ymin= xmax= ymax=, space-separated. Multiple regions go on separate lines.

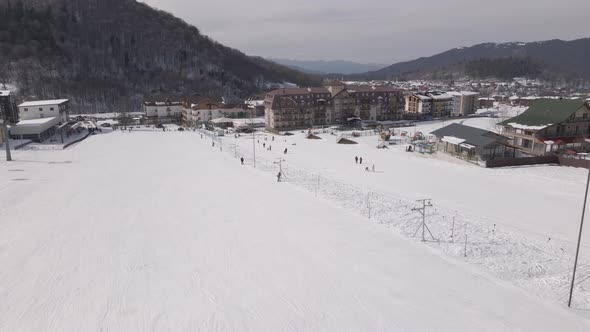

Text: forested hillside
xmin=352 ymin=39 xmax=590 ymax=85
xmin=0 ymin=0 xmax=318 ymax=113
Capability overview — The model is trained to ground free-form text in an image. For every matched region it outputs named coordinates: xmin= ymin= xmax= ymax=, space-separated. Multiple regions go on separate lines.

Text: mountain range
xmin=350 ymin=38 xmax=590 ymax=83
xmin=270 ymin=59 xmax=387 ymax=75
xmin=0 ymin=0 xmax=587 ymax=115
xmin=0 ymin=0 xmax=319 ymax=113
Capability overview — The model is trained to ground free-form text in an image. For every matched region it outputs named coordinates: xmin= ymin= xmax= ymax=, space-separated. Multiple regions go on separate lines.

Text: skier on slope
xmin=277 ymin=172 xmax=282 ymax=182
xmin=241 ymin=157 xmax=244 ymax=165
xmin=355 ymin=156 xmax=358 ymax=164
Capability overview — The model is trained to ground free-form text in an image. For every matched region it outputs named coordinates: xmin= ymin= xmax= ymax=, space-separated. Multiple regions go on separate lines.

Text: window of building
xmin=584 ymin=113 xmax=588 ymax=119
xmin=39 ymin=108 xmax=43 ymax=111
xmin=50 ymin=107 xmax=54 ymax=111
xmin=522 ymin=139 xmax=532 ymax=148
xmin=24 ymin=108 xmax=28 ymax=112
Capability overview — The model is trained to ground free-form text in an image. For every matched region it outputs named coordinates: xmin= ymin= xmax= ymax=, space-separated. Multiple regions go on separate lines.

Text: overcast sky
xmin=140 ymin=0 xmax=590 ymax=64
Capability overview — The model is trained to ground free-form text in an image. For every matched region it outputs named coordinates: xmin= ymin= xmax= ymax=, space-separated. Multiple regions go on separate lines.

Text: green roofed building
xmin=500 ymin=99 xmax=590 ymax=156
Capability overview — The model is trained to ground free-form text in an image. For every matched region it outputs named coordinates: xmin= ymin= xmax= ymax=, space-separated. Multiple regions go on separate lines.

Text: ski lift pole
xmin=568 ymin=168 xmax=590 ymax=307
xmin=2 ymin=122 xmax=11 ymax=161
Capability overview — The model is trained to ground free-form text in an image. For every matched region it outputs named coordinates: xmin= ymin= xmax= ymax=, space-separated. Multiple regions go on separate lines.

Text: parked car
xmin=100 ymin=123 xmax=111 ymax=128
xmin=178 ymin=127 xmax=185 ymax=131
xmin=155 ymin=123 xmax=164 ymax=129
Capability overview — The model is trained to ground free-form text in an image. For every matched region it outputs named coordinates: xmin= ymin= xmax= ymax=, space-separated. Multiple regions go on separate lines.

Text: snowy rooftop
xmin=429 ymin=93 xmax=452 ymax=100
xmin=0 ymin=90 xmax=12 ymax=96
xmin=16 ymin=117 xmax=58 ymax=126
xmin=460 ymin=91 xmax=479 ymax=96
xmin=506 ymin=122 xmax=551 ymax=131
xmin=442 ymin=136 xmax=466 ymax=145
xmin=210 ymin=117 xmax=234 ymax=124
xmin=18 ymin=99 xmax=69 ymax=107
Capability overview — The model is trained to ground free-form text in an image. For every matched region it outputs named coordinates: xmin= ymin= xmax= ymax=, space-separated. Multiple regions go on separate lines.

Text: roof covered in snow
xmin=210 ymin=117 xmax=235 ymax=124
xmin=16 ymin=117 xmax=59 ymax=126
xmin=18 ymin=99 xmax=69 ymax=108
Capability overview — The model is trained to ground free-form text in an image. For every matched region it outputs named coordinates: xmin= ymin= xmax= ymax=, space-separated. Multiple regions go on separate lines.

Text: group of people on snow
xmin=355 ymin=156 xmax=375 ymax=172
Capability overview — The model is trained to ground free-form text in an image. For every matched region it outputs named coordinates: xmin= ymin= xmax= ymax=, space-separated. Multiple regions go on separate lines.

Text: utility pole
xmin=568 ymin=168 xmax=590 ymax=307
xmin=412 ymin=199 xmax=436 ymax=242
xmin=1 ymin=122 xmax=11 ymax=161
xmin=273 ymin=158 xmax=284 ymax=177
xmin=230 ymin=144 xmax=239 ymax=158
xmin=367 ymin=192 xmax=372 ymax=219
xmin=252 ymin=130 xmax=256 ymax=168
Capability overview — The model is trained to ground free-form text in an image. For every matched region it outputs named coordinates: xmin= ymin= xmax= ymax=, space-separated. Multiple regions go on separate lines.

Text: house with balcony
xmin=431 ymin=123 xmax=509 ymax=162
xmin=143 ymin=97 xmax=183 ymax=123
xmin=500 ymin=99 xmax=590 ymax=156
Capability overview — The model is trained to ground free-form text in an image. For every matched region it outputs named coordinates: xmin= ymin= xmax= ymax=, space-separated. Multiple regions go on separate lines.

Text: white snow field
xmin=215 ymin=114 xmax=590 ymax=312
xmin=1 ymin=131 xmax=589 ymax=331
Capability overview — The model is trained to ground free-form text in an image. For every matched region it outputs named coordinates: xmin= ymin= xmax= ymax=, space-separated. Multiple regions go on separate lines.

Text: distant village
xmin=2 ymin=78 xmax=590 ymax=168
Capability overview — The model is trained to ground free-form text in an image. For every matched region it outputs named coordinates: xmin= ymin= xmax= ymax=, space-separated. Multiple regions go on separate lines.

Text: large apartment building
xmin=501 ymin=99 xmax=590 ymax=155
xmin=144 ymin=96 xmax=183 ymax=122
xmin=264 ymin=83 xmax=404 ymax=131
xmin=404 ymin=92 xmax=453 ymax=119
xmin=405 ymin=93 xmax=432 ymax=117
xmin=449 ymin=91 xmax=479 ymax=116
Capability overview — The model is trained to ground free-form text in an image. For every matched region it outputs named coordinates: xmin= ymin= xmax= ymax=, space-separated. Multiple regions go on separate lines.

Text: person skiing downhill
xmin=359 ymin=157 xmax=363 ymax=164
xmin=277 ymin=172 xmax=282 ymax=182
xmin=355 ymin=156 xmax=358 ymax=164
xmin=241 ymin=157 xmax=244 ymax=165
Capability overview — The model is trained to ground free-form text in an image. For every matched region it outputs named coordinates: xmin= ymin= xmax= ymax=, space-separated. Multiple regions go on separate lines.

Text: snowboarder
xmin=241 ymin=157 xmax=244 ymax=165
xmin=359 ymin=157 xmax=363 ymax=164
xmin=355 ymin=156 xmax=358 ymax=164
xmin=277 ymin=172 xmax=282 ymax=182
xmin=284 ymin=148 xmax=288 ymax=154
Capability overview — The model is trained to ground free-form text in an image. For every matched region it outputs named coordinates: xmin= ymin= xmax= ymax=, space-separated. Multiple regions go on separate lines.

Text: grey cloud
xmin=140 ymin=0 xmax=590 ymax=64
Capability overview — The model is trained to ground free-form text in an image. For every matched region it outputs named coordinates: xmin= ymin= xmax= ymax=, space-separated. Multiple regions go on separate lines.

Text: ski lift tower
xmin=0 ymin=119 xmax=11 ymax=161
xmin=412 ymin=199 xmax=437 ymax=242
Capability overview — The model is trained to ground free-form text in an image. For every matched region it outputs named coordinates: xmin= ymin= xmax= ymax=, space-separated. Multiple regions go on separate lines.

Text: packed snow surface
xmin=1 ymin=130 xmax=589 ymax=331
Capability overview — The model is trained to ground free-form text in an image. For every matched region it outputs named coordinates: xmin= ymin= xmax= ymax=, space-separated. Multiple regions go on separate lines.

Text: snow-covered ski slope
xmin=0 ymin=131 xmax=588 ymax=331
